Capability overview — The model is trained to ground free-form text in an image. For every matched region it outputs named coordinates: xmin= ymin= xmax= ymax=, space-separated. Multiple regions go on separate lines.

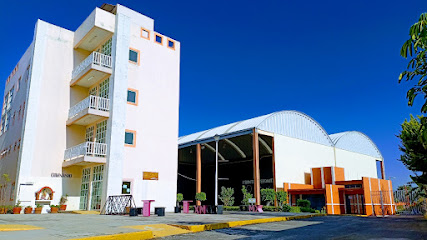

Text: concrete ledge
xmin=172 ymin=213 xmax=326 ymax=232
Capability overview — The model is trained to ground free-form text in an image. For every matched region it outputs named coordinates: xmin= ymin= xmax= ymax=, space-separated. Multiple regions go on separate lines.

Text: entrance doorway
xmin=79 ymin=165 xmax=105 ymax=210
xmin=345 ymin=194 xmax=365 ymax=214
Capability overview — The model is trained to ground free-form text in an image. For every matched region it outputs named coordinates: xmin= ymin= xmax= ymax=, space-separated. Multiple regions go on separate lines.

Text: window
xmin=127 ymin=89 xmax=138 ymax=105
xmin=124 ymin=130 xmax=136 ymax=147
xmin=155 ymin=34 xmax=163 ymax=45
xmin=100 ymin=38 xmax=112 ymax=56
xmin=141 ymin=28 xmax=150 ymax=40
xmin=167 ymin=39 xmax=175 ymax=50
xmin=129 ymin=48 xmax=140 ymax=65
xmin=122 ymin=181 xmax=131 ymax=194
xmin=95 ymin=120 xmax=108 ymax=143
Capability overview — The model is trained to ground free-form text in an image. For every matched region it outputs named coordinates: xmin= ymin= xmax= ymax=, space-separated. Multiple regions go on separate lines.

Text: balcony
xmin=67 ymin=95 xmax=110 ymax=126
xmin=63 ymin=142 xmax=107 ymax=168
xmin=74 ymin=8 xmax=115 ymax=51
xmin=71 ymin=52 xmax=112 ymax=87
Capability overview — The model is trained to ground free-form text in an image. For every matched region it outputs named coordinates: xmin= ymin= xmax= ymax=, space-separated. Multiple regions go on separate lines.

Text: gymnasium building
xmin=178 ymin=110 xmax=395 ymax=216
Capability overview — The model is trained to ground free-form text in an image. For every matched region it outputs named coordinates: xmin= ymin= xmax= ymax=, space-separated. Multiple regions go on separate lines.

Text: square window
xmin=125 ymin=130 xmax=135 ymax=146
xmin=129 ymin=49 xmax=139 ymax=64
xmin=122 ymin=181 xmax=131 ymax=194
xmin=127 ymin=89 xmax=138 ymax=105
xmin=155 ymin=34 xmax=163 ymax=45
xmin=141 ymin=28 xmax=150 ymax=39
xmin=168 ymin=39 xmax=175 ymax=50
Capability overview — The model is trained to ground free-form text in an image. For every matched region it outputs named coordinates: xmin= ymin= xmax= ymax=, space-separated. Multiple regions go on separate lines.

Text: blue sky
xmin=1 ymin=0 xmax=426 ymax=188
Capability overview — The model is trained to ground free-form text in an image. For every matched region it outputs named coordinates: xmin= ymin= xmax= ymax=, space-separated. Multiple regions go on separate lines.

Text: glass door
xmin=90 ymin=165 xmax=104 ymax=210
xmin=79 ymin=168 xmax=91 ymax=210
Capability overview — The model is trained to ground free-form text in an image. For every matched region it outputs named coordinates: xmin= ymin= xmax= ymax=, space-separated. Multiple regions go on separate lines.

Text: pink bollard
xmin=256 ymin=205 xmax=263 ymax=213
xmin=142 ymin=200 xmax=155 ymax=217
xmin=182 ymin=200 xmax=193 ymax=213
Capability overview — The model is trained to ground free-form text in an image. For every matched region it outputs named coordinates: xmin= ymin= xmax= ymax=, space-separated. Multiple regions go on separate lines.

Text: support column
xmin=380 ymin=160 xmax=386 ymax=179
xmin=196 ymin=144 xmax=202 ymax=206
xmin=253 ymin=129 xmax=261 ymax=205
xmin=272 ymin=137 xmax=277 ymax=206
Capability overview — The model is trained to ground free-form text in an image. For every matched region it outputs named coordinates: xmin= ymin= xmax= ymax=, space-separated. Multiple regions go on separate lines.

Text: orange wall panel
xmin=312 ymin=168 xmax=322 ymax=189
xmin=323 ymin=167 xmax=333 ymax=185
xmin=334 ymin=167 xmax=345 ymax=182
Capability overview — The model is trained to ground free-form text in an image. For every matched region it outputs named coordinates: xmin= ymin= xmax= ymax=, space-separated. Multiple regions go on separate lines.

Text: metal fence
xmin=394 ymin=189 xmax=426 ymax=215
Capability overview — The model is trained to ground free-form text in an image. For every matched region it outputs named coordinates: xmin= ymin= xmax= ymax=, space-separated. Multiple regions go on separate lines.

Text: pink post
xmin=182 ymin=200 xmax=193 ymax=213
xmin=256 ymin=205 xmax=263 ymax=213
xmin=142 ymin=200 xmax=155 ymax=217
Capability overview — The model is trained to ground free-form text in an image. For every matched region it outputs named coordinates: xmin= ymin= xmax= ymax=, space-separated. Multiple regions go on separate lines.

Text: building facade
xmin=0 ymin=4 xmax=180 ymax=212
xmin=178 ymin=111 xmax=395 ymax=215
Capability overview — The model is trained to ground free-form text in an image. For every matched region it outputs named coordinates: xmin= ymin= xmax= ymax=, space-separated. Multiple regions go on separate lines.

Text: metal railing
xmin=64 ymin=142 xmax=108 ymax=161
xmin=68 ymin=95 xmax=110 ymax=119
xmin=72 ymin=52 xmax=112 ymax=79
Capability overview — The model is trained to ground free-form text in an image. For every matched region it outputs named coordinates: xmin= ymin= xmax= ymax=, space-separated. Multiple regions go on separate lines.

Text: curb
xmin=70 ymin=231 xmax=153 ymax=240
xmin=172 ymin=213 xmax=326 ymax=233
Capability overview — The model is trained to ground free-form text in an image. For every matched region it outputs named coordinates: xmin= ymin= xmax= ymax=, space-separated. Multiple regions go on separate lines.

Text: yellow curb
xmin=0 ymin=224 xmax=44 ymax=231
xmin=69 ymin=231 xmax=153 ymax=240
xmin=173 ymin=213 xmax=326 ymax=233
xmin=121 ymin=224 xmax=191 ymax=238
xmin=71 ymin=210 xmax=100 ymax=215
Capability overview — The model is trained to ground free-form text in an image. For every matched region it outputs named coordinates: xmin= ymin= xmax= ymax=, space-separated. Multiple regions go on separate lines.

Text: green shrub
xmin=296 ymin=199 xmax=310 ymax=208
xmin=281 ymin=204 xmax=291 ymax=212
xmin=262 ymin=206 xmax=280 ymax=212
xmin=314 ymin=210 xmax=320 ymax=213
xmin=275 ymin=190 xmax=287 ymax=207
xmin=300 ymin=207 xmax=316 ymax=213
xmin=241 ymin=186 xmax=253 ymax=205
xmin=261 ymin=189 xmax=275 ymax=206
xmin=219 ymin=187 xmax=235 ymax=206
xmin=176 ymin=193 xmax=184 ymax=203
xmin=290 ymin=206 xmax=301 ymax=213
xmin=195 ymin=192 xmax=206 ymax=202
xmin=223 ymin=206 xmax=240 ymax=211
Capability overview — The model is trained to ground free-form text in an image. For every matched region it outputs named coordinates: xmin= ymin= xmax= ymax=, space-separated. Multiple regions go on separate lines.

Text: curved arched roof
xmin=329 ymin=131 xmax=382 ymax=159
xmin=179 ymin=110 xmax=383 ymax=159
xmin=178 ymin=110 xmax=333 ymax=147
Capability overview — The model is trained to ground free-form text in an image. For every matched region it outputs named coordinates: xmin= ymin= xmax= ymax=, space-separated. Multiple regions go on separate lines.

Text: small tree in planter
xmin=175 ymin=193 xmax=183 ymax=213
xmin=50 ymin=205 xmax=59 ymax=213
xmin=261 ymin=188 xmax=275 ymax=206
xmin=34 ymin=204 xmax=43 ymax=214
xmin=219 ymin=187 xmax=235 ymax=206
xmin=195 ymin=192 xmax=207 ymax=214
xmin=59 ymin=195 xmax=68 ymax=211
xmin=241 ymin=186 xmax=253 ymax=210
xmin=24 ymin=206 xmax=33 ymax=214
xmin=0 ymin=174 xmax=11 ymax=213
xmin=13 ymin=201 xmax=22 ymax=214
xmin=275 ymin=190 xmax=287 ymax=207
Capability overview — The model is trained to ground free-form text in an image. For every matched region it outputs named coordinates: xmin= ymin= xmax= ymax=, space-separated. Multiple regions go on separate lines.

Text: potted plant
xmin=13 ymin=201 xmax=22 ymax=214
xmin=59 ymin=195 xmax=68 ymax=211
xmin=5 ymin=205 xmax=13 ymax=214
xmin=195 ymin=192 xmax=207 ymax=214
xmin=218 ymin=186 xmax=234 ymax=214
xmin=175 ymin=193 xmax=183 ymax=213
xmin=34 ymin=204 xmax=42 ymax=214
xmin=261 ymin=188 xmax=275 ymax=206
xmin=50 ymin=205 xmax=59 ymax=213
xmin=240 ymin=186 xmax=253 ymax=211
xmin=0 ymin=206 xmax=4 ymax=214
xmin=24 ymin=205 xmax=33 ymax=214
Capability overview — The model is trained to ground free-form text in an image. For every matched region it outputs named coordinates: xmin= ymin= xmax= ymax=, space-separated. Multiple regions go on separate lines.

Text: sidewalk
xmin=0 ymin=211 xmax=323 ymax=239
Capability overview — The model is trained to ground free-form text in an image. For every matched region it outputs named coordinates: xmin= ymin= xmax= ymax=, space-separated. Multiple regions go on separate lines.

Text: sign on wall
xmin=51 ymin=173 xmax=72 ymax=178
xmin=143 ymin=172 xmax=159 ymax=180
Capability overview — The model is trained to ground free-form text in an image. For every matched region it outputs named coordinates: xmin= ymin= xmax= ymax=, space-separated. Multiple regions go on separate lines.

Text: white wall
xmin=16 ymin=20 xmax=74 ymax=208
xmin=274 ymin=133 xmax=335 ymax=185
xmin=335 ymin=148 xmax=378 ymax=180
xmin=120 ymin=4 xmax=180 ymax=212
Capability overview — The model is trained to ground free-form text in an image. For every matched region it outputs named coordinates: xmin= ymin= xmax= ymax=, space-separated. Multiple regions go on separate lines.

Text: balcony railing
xmin=72 ymin=52 xmax=112 ymax=80
xmin=68 ymin=95 xmax=110 ymax=119
xmin=64 ymin=142 xmax=108 ymax=161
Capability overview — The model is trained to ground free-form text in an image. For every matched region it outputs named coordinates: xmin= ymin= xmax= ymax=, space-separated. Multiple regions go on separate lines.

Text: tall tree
xmin=397 ymin=115 xmax=427 ymax=186
xmin=399 ymin=13 xmax=427 ymax=143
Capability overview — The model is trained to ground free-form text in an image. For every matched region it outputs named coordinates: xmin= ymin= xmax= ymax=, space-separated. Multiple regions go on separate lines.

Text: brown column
xmin=196 ymin=143 xmax=202 ymax=206
xmin=272 ymin=137 xmax=277 ymax=206
xmin=253 ymin=129 xmax=261 ymax=205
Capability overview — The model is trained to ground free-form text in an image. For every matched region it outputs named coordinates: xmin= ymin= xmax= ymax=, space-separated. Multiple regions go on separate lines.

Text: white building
xmin=0 ymin=4 xmax=180 ymax=212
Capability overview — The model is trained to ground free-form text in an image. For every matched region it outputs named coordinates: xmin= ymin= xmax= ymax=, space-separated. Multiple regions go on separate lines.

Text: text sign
xmin=51 ymin=173 xmax=72 ymax=178
xmin=248 ymin=198 xmax=256 ymax=204
xmin=143 ymin=172 xmax=159 ymax=180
